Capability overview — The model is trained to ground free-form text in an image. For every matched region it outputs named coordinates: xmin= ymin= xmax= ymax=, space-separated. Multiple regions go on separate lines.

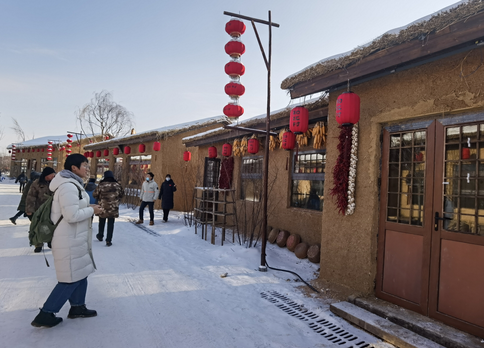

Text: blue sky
xmin=0 ymin=0 xmax=458 ymax=151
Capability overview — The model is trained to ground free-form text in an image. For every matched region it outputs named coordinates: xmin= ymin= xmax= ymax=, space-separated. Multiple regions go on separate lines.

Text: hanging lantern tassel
xmin=345 ymin=123 xmax=358 ymax=215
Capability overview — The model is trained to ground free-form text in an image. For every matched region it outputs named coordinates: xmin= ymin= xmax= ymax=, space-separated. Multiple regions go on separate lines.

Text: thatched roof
xmin=281 ymin=0 xmax=484 ymax=90
xmin=84 ymin=116 xmax=230 ymax=150
xmin=7 ymin=134 xmax=101 ymax=150
xmin=182 ymin=96 xmax=328 ymax=144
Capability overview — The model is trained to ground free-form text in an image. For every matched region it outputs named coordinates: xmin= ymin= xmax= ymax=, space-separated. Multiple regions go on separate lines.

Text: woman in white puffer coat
xmin=31 ymin=154 xmax=103 ymax=328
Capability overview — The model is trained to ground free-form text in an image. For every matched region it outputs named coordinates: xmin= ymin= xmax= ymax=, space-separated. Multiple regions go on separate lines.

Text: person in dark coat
xmin=10 ymin=171 xmax=40 ymax=225
xmin=26 ymin=167 xmax=56 ymax=252
xmin=158 ymin=174 xmax=176 ymax=222
xmin=93 ymin=171 xmax=124 ymax=246
xmin=84 ymin=177 xmax=98 ymax=204
xmin=15 ymin=171 xmax=27 ymax=192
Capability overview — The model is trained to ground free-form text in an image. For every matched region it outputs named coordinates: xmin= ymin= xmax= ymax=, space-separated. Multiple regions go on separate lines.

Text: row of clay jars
xmin=267 ymin=227 xmax=320 ymax=263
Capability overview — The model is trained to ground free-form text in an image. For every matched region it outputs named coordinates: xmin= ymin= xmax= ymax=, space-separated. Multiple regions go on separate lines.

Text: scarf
xmin=59 ymin=169 xmax=84 ymax=186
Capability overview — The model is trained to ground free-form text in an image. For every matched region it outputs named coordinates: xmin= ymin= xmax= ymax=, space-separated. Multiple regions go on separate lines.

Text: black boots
xmin=34 ymin=246 xmax=42 ymax=253
xmin=31 ymin=309 xmax=63 ymax=328
xmin=96 ymin=234 xmax=103 ymax=242
xmin=106 ymin=241 xmax=112 ymax=247
xmin=9 ymin=217 xmax=16 ymax=225
xmin=68 ymin=304 xmax=97 ymax=319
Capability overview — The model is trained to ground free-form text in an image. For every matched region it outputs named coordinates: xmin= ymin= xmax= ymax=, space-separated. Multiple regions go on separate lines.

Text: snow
xmin=0 ymin=181 xmax=392 ymax=348
xmin=284 ymin=0 xmax=469 ymax=82
xmin=182 ymin=96 xmax=324 ymax=143
xmin=7 ymin=135 xmax=67 ymax=149
xmin=91 ymin=115 xmax=230 ymax=148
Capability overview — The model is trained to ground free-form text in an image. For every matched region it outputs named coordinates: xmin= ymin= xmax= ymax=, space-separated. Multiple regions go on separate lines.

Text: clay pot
xmin=286 ymin=234 xmax=301 ymax=252
xmin=307 ymin=244 xmax=321 ymax=263
xmin=276 ymin=230 xmax=290 ymax=247
xmin=268 ymin=228 xmax=279 ymax=244
xmin=294 ymin=242 xmax=309 ymax=259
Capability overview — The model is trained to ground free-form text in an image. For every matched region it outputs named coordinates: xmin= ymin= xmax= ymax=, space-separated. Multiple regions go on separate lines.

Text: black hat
xmin=41 ymin=167 xmax=56 ymax=176
xmin=104 ymin=170 xmax=114 ymax=179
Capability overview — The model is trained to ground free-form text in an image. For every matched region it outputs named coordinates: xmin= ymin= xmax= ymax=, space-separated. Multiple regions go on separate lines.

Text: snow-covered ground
xmin=0 ymin=180 xmax=392 ymax=348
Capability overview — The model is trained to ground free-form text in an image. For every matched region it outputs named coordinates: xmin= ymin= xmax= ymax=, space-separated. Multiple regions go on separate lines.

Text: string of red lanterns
xmin=223 ymin=19 xmax=246 ymax=120
xmin=66 ymin=133 xmax=73 ymax=156
xmin=11 ymin=144 xmax=16 ymax=161
xmin=47 ymin=141 xmax=53 ymax=161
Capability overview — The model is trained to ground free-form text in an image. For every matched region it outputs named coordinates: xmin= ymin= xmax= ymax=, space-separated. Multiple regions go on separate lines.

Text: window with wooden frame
xmin=241 ymin=156 xmax=263 ymax=201
xmin=291 ymin=151 xmax=325 ymax=211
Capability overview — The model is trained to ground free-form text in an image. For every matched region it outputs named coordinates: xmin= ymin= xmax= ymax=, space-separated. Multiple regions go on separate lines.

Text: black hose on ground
xmin=265 ymin=259 xmax=319 ymax=293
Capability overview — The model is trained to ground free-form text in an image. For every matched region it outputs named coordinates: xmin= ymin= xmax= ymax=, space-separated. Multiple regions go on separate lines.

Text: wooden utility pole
xmin=223 ymin=11 xmax=279 ymax=271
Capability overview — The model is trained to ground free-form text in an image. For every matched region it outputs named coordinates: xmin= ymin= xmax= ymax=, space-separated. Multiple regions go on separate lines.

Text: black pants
xmin=163 ymin=209 xmax=170 ymax=221
xmin=139 ymin=201 xmax=154 ymax=221
xmin=19 ymin=182 xmax=25 ymax=192
xmin=10 ymin=210 xmax=24 ymax=221
xmin=98 ymin=217 xmax=115 ymax=242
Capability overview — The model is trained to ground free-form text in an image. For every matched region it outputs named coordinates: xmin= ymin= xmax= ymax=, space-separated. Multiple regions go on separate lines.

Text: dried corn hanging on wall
xmin=240 ymin=136 xmax=248 ymax=156
xmin=233 ymin=138 xmax=242 ymax=157
xmin=296 ymin=128 xmax=312 ymax=147
xmin=278 ymin=129 xmax=286 ymax=149
xmin=269 ymin=135 xmax=280 ymax=151
xmin=312 ymin=121 xmax=327 ymax=149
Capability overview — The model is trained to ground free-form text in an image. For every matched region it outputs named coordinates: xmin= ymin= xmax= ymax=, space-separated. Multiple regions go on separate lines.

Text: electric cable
xmin=265 ymin=258 xmax=319 ymax=293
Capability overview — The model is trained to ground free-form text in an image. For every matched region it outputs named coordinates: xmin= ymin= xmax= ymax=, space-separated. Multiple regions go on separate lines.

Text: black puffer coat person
xmin=158 ymin=177 xmax=177 ymax=210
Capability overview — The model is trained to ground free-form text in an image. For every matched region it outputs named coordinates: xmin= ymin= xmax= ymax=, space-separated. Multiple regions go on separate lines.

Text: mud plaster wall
xmin=196 ymin=141 xmax=324 ymax=246
xmin=102 ymin=124 xmax=221 ymax=213
xmin=321 ymin=49 xmax=484 ymax=294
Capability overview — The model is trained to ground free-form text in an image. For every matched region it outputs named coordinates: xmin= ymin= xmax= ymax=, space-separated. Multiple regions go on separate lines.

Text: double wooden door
xmin=377 ymin=118 xmax=484 ymax=338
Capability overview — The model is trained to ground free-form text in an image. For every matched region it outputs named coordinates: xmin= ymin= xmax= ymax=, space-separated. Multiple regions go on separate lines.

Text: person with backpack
xmin=31 ymin=154 xmax=102 ymax=328
xmin=15 ymin=171 xmax=27 ymax=192
xmin=136 ymin=172 xmax=158 ymax=225
xmin=10 ymin=171 xmax=40 ymax=225
xmin=158 ymin=174 xmax=177 ymax=223
xmin=26 ymin=167 xmax=56 ymax=252
xmin=93 ymin=170 xmax=124 ymax=246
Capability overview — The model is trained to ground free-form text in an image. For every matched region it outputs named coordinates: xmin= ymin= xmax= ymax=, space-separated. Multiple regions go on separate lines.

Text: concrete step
xmin=352 ymin=296 xmax=483 ymax=348
xmin=330 ymin=301 xmax=445 ymax=348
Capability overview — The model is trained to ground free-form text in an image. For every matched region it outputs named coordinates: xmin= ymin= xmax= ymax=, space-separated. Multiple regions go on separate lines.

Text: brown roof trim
xmin=84 ymin=118 xmax=230 ymax=150
xmin=184 ymin=106 xmax=328 ymax=147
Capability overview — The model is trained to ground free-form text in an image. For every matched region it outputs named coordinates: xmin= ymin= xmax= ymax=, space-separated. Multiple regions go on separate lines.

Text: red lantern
xmin=103 ymin=149 xmax=109 ymax=157
xmin=289 ymin=106 xmax=309 ymax=134
xmin=41 ymin=148 xmax=44 ymax=152
xmin=37 ymin=148 xmax=40 ymax=152
xmin=224 ymin=82 xmax=245 ymax=97
xmin=96 ymin=150 xmax=101 ymax=158
xmin=153 ymin=141 xmax=161 ymax=151
xmin=335 ymin=91 xmax=360 ymax=125
xmin=222 ymin=143 xmax=232 ymax=157
xmin=208 ymin=146 xmax=217 ymax=159
xmin=139 ymin=144 xmax=146 ymax=153
xmin=248 ymin=138 xmax=259 ymax=154
xmin=183 ymin=151 xmax=192 ymax=162
xmin=124 ymin=146 xmax=131 ymax=155
xmin=84 ymin=152 xmax=89 ymax=157
xmin=88 ymin=151 xmax=93 ymax=158
xmin=225 ymin=61 xmax=245 ymax=78
xmin=22 ymin=149 xmax=25 ymax=153
xmin=113 ymin=148 xmax=119 ymax=155
xmin=225 ymin=19 xmax=246 ymax=37
xmin=27 ymin=149 xmax=30 ymax=153
xmin=462 ymin=148 xmax=470 ymax=159
xmin=223 ymin=104 xmax=244 ymax=118
xmin=66 ymin=139 xmax=73 ymax=143
xmin=67 ymin=134 xmax=73 ymax=138
xmin=225 ymin=40 xmax=245 ymax=58
xmin=282 ymin=131 xmax=296 ymax=151
xmin=66 ymin=144 xmax=72 ymax=148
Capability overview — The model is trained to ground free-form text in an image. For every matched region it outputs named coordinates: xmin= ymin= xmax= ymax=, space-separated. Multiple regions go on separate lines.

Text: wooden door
xmin=378 ymin=119 xmax=484 ymax=337
xmin=377 ymin=122 xmax=436 ymax=315
xmin=429 ymin=121 xmax=484 ymax=338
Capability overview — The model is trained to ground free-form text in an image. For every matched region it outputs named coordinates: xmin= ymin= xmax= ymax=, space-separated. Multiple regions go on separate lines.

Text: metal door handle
xmin=434 ymin=212 xmax=451 ymax=231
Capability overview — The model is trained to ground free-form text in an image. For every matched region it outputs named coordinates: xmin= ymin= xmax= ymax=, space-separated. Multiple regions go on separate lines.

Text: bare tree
xmin=76 ymin=90 xmax=134 ymax=139
xmin=10 ymin=118 xmax=26 ymax=142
